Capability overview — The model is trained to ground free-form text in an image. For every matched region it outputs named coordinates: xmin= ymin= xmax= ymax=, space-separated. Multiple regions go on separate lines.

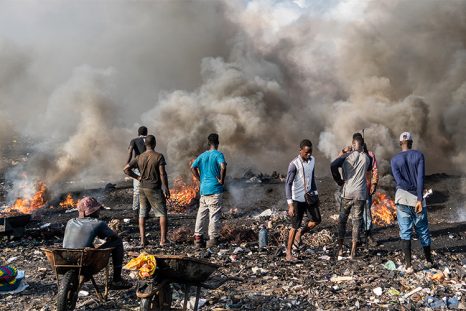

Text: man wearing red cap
xmin=63 ymin=196 xmax=131 ymax=289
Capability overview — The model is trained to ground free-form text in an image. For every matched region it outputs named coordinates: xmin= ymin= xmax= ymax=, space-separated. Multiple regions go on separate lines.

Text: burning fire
xmin=168 ymin=177 xmax=199 ymax=213
xmin=371 ymin=192 xmax=397 ymax=226
xmin=1 ymin=182 xmax=48 ymax=215
xmin=59 ymin=193 xmax=79 ymax=209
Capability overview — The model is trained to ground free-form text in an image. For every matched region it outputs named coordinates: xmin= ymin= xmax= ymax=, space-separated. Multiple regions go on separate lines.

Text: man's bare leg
xmin=294 ymin=221 xmax=319 ymax=246
xmin=293 ymin=228 xmax=303 ymax=248
xmin=139 ymin=217 xmax=146 ymax=247
xmin=286 ymin=228 xmax=298 ymax=261
xmin=350 ymin=240 xmax=357 ymax=259
xmin=336 ymin=239 xmax=344 ymax=257
xmin=159 ymin=216 xmax=167 ymax=245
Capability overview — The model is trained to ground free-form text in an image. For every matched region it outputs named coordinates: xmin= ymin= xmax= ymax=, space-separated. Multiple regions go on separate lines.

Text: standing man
xmin=191 ymin=133 xmax=227 ymax=249
xmin=126 ymin=126 xmax=148 ymax=218
xmin=331 ymin=135 xmax=372 ymax=259
xmin=391 ymin=132 xmax=432 ymax=273
xmin=124 ymin=135 xmax=170 ymax=247
xmin=339 ymin=133 xmax=379 ymax=245
xmin=285 ymin=139 xmax=320 ymax=262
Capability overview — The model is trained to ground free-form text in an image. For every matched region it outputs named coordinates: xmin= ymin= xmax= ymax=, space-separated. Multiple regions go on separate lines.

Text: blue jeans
xmin=362 ymin=196 xmax=372 ymax=233
xmin=396 ymin=204 xmax=431 ymax=246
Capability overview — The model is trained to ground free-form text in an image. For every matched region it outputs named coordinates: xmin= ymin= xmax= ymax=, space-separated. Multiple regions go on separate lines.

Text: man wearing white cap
xmin=391 ymin=132 xmax=433 ymax=273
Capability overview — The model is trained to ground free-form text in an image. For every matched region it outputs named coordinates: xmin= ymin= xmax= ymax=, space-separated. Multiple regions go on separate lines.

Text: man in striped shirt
xmin=285 ymin=139 xmax=321 ymax=261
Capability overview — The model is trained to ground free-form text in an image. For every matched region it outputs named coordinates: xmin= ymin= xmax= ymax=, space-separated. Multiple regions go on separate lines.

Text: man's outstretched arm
xmin=218 ymin=163 xmax=227 ymax=185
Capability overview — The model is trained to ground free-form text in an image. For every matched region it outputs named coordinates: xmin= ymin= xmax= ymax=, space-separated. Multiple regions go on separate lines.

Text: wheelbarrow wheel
xmin=140 ymin=284 xmax=172 ymax=311
xmin=57 ymin=270 xmax=79 ymax=311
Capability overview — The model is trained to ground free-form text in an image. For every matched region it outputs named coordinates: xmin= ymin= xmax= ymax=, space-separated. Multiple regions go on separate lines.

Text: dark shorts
xmin=290 ymin=201 xmax=321 ymax=229
xmin=139 ymin=188 xmax=167 ymax=218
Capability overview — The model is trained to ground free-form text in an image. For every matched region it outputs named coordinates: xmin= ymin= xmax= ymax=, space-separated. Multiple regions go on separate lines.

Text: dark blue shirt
xmin=390 ymin=149 xmax=425 ymax=201
xmin=191 ymin=150 xmax=226 ymax=196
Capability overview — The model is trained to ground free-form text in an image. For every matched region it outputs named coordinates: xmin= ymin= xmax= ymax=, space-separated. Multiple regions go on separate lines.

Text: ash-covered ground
xmin=0 ymin=173 xmax=465 ymax=311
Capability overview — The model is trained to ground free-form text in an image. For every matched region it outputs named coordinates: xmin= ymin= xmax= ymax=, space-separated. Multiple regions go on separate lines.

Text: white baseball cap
xmin=399 ymin=132 xmax=413 ymax=142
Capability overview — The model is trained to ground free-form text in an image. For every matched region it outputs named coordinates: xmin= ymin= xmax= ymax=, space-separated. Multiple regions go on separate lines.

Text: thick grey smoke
xmin=142 ymin=56 xmax=294 ymax=175
xmin=0 ymin=0 xmax=465 ymax=203
xmin=146 ymin=0 xmax=466 ymax=176
xmin=0 ymin=1 xmax=230 ymax=199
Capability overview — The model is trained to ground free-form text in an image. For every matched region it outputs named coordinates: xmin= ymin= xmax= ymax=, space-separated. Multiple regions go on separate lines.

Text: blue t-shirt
xmin=191 ymin=150 xmax=226 ymax=196
xmin=390 ymin=149 xmax=425 ymax=201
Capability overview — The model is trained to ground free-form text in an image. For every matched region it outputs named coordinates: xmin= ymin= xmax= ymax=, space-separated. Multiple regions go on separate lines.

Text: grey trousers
xmin=338 ymin=198 xmax=365 ymax=242
xmin=194 ymin=193 xmax=223 ymax=240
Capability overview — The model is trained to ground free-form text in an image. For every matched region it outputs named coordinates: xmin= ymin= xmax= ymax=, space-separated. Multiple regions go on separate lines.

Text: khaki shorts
xmin=139 ymin=188 xmax=167 ymax=218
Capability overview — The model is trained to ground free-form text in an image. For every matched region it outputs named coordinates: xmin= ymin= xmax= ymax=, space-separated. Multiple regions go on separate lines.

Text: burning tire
xmin=57 ymin=269 xmax=79 ymax=311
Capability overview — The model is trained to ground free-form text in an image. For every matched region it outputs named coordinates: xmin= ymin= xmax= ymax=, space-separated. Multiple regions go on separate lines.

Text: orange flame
xmin=59 ymin=193 xmax=78 ymax=209
xmin=371 ymin=192 xmax=397 ymax=226
xmin=2 ymin=182 xmax=48 ymax=215
xmin=168 ymin=176 xmax=199 ymax=213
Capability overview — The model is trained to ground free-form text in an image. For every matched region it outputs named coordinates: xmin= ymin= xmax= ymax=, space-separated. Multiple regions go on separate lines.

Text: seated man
xmin=63 ymin=196 xmax=131 ymax=289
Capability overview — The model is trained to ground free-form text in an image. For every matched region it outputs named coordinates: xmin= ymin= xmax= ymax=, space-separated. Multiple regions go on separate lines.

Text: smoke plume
xmin=143 ymin=0 xmax=466 ymax=176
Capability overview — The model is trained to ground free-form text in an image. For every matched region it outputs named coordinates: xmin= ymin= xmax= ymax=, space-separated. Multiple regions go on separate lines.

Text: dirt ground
xmin=0 ymin=174 xmax=465 ymax=310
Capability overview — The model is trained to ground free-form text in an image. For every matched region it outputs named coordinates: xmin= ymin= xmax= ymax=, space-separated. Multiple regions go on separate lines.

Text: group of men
xmin=122 ymin=128 xmax=227 ymax=248
xmin=62 ymin=127 xmax=227 ymax=288
xmin=285 ymin=131 xmax=433 ymax=273
xmin=61 ymin=127 xmax=433 ymax=290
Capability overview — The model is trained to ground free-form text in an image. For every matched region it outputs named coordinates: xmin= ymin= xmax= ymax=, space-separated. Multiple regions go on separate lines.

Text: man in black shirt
xmin=63 ymin=197 xmax=131 ymax=289
xmin=126 ymin=126 xmax=147 ymax=217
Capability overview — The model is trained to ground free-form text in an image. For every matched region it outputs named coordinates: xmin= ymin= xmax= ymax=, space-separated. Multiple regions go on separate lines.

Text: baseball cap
xmin=399 ymin=132 xmax=413 ymax=142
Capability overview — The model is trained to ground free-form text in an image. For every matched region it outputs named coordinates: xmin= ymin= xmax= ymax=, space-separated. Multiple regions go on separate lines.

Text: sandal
xmin=292 ymin=240 xmax=302 ymax=255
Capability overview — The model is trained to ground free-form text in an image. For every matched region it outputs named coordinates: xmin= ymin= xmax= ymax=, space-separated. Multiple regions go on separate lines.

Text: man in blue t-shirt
xmin=391 ymin=132 xmax=433 ymax=273
xmin=191 ymin=133 xmax=227 ymax=248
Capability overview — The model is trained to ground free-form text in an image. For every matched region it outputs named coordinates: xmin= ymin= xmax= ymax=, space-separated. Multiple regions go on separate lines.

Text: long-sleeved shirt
xmin=285 ymin=156 xmax=317 ymax=204
xmin=390 ymin=149 xmax=425 ymax=201
xmin=331 ymin=151 xmax=372 ymax=200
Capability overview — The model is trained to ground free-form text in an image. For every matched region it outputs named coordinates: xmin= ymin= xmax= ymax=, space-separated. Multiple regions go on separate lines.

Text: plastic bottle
xmin=258 ymin=225 xmax=268 ymax=249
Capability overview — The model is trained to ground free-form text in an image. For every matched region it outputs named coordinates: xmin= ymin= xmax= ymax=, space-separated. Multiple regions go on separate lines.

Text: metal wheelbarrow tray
xmin=42 ymin=247 xmax=114 ymax=311
xmin=136 ymin=255 xmax=241 ymax=311
xmin=153 ymin=255 xmax=219 ymax=284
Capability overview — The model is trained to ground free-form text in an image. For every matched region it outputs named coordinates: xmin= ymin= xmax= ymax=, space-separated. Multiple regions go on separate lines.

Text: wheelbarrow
xmin=42 ymin=247 xmax=114 ymax=311
xmin=135 ymin=255 xmax=242 ymax=311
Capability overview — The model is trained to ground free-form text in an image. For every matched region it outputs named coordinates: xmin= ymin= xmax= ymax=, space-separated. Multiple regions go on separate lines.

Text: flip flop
xmin=285 ymin=258 xmax=303 ymax=263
